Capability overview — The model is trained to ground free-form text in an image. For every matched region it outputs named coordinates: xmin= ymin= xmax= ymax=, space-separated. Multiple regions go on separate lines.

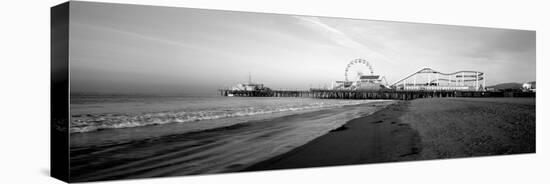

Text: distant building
xmin=331 ymin=81 xmax=353 ymax=89
xmin=232 ymin=83 xmax=265 ymax=91
xmin=522 ymin=81 xmax=536 ymax=92
xmin=356 ymin=75 xmax=385 ymax=90
xmin=332 ymin=75 xmax=387 ymax=90
xmin=230 ymin=74 xmax=270 ymax=91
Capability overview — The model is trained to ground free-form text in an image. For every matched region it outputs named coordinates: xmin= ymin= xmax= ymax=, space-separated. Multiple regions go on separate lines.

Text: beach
xmin=244 ymin=97 xmax=536 ymax=171
xmin=67 ymin=96 xmax=535 ymax=181
xmin=68 ymin=96 xmax=395 ymax=182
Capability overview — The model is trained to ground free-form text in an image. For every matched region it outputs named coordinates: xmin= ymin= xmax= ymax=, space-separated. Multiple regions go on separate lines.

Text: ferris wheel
xmin=345 ymin=58 xmax=374 ymax=81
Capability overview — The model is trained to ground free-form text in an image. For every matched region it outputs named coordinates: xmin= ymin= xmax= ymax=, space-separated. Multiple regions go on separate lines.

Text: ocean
xmin=69 ymin=95 xmax=394 ymax=181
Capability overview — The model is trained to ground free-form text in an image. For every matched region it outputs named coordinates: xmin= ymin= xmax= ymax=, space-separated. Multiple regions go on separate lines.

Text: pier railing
xmin=218 ymin=89 xmax=535 ymax=100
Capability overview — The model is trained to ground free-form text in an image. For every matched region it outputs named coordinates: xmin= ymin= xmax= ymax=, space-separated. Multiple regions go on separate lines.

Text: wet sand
xmin=244 ymin=97 xmax=535 ymax=171
xmin=68 ymin=101 xmax=394 ymax=182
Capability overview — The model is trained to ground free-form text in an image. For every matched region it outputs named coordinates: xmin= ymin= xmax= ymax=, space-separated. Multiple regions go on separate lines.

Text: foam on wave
xmin=70 ymin=100 xmax=374 ymax=133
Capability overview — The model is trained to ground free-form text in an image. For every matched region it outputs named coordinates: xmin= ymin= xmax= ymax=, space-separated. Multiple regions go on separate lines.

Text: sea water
xmin=69 ymin=94 xmax=394 ymax=181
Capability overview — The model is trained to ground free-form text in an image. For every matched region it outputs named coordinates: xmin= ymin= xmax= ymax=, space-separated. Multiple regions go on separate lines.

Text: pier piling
xmin=218 ymin=89 xmax=534 ymax=100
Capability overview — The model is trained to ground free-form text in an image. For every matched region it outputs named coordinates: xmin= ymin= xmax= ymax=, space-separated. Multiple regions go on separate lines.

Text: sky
xmin=69 ymin=1 xmax=536 ymax=95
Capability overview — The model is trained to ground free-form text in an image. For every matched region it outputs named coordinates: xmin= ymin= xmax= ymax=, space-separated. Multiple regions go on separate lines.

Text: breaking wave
xmin=70 ymin=100 xmax=375 ymax=133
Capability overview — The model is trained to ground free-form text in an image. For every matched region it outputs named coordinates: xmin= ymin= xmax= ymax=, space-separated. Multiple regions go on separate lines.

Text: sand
xmin=244 ymin=97 xmax=535 ymax=171
xmin=404 ymin=98 xmax=535 ymax=159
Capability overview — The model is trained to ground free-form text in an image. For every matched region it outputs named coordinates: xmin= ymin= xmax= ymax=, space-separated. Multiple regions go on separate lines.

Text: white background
xmin=0 ymin=0 xmax=547 ymax=183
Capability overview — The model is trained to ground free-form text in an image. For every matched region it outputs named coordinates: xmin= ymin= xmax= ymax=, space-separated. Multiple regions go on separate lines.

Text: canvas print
xmin=51 ymin=1 xmax=536 ymax=182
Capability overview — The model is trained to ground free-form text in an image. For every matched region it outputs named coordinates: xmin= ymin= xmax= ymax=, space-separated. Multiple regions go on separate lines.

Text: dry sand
xmin=244 ymin=97 xmax=535 ymax=171
xmin=404 ymin=98 xmax=535 ymax=159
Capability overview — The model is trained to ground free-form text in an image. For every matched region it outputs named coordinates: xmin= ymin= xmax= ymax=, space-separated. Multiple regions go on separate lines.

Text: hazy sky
xmin=69 ymin=1 xmax=535 ymax=95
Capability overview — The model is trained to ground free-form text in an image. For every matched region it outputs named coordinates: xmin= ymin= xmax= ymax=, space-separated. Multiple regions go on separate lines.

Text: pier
xmin=218 ymin=89 xmax=535 ymax=100
xmin=220 ymin=58 xmax=535 ymax=100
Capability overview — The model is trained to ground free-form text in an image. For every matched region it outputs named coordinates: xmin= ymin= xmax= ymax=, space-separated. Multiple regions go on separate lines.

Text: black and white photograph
xmin=49 ymin=1 xmax=539 ymax=182
xmin=3 ymin=0 xmax=548 ymax=184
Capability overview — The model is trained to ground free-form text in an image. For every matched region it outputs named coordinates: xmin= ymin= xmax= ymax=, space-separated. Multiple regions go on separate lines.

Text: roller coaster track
xmin=391 ymin=68 xmax=484 ymax=87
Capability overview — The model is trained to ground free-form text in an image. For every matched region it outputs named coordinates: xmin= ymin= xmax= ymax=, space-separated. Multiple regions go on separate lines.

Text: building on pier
xmin=231 ymin=83 xmax=266 ymax=91
xmin=331 ymin=58 xmax=389 ymax=90
xmin=227 ymin=74 xmax=271 ymax=96
xmin=522 ymin=81 xmax=536 ymax=92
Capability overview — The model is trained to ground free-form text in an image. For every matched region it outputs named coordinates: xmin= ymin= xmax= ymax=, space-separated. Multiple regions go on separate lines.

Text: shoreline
xmin=242 ymin=97 xmax=535 ymax=172
xmin=68 ymin=99 xmax=395 ymax=181
xmin=243 ymin=100 xmax=420 ymax=171
xmin=67 ymin=97 xmax=535 ymax=181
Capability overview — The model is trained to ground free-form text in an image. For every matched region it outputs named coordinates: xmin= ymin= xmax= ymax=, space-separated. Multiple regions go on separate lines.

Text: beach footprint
xmin=371 ymin=120 xmax=384 ymax=124
xmin=330 ymin=125 xmax=348 ymax=132
xmin=400 ymin=147 xmax=421 ymax=157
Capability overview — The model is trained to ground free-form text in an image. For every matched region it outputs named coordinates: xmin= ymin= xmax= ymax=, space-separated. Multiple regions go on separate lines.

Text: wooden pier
xmin=219 ymin=89 xmax=535 ymax=100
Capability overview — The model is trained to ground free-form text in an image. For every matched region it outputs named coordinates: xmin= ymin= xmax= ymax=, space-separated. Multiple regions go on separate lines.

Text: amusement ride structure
xmin=391 ymin=68 xmax=485 ymax=91
xmin=331 ymin=58 xmax=486 ymax=91
xmin=218 ymin=58 xmax=530 ymax=99
xmin=332 ymin=58 xmax=389 ymax=90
